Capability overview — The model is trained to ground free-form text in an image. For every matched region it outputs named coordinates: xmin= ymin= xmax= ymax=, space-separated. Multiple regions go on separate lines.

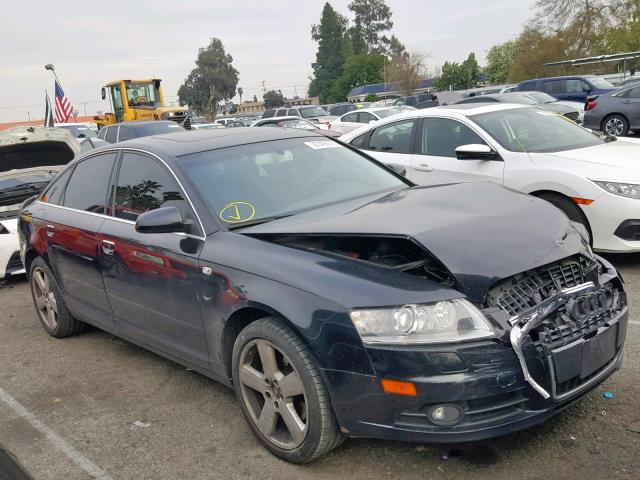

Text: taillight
xmin=586 ymin=100 xmax=597 ymax=111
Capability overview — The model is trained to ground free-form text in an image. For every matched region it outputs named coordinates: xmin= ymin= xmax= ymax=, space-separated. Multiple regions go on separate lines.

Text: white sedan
xmin=329 ymin=106 xmax=415 ymax=136
xmin=340 ymin=104 xmax=640 ymax=253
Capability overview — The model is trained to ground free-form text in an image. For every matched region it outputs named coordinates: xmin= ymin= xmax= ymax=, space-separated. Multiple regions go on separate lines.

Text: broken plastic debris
xmin=441 ymin=453 xmax=449 ymax=461
xmin=603 ymin=391 xmax=614 ymax=399
xmin=601 ymin=410 xmax=607 ymax=416
xmin=131 ymin=420 xmax=150 ymax=429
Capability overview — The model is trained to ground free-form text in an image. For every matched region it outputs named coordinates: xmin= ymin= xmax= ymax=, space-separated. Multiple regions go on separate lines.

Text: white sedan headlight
xmin=593 ymin=180 xmax=640 ymax=200
xmin=349 ymin=299 xmax=495 ymax=345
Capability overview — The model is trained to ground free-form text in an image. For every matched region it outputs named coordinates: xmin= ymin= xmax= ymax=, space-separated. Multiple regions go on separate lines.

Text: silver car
xmin=583 ymin=85 xmax=640 ymax=136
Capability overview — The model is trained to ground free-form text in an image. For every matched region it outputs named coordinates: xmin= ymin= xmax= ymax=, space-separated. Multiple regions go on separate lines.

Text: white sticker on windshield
xmin=304 ymin=140 xmax=341 ymax=149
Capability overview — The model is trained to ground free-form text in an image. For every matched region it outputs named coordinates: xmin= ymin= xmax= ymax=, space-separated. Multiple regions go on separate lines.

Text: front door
xmin=44 ymin=153 xmax=117 ymax=326
xmin=410 ymin=117 xmax=504 ymax=186
xmin=98 ymin=152 xmax=208 ymax=368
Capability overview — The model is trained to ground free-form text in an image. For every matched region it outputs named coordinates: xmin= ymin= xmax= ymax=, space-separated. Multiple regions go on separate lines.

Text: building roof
xmin=0 ymin=116 xmax=97 ymax=132
xmin=347 ymin=80 xmax=434 ymax=98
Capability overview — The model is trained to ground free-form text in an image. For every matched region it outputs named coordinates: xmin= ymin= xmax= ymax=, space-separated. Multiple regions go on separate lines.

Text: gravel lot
xmin=1 ymin=253 xmax=639 ymax=480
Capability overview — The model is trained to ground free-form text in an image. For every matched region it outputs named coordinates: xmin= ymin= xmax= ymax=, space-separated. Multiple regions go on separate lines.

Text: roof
xmin=0 ymin=116 xmax=97 ymax=132
xmin=544 ymin=51 xmax=640 ymax=67
xmin=348 ymin=79 xmax=434 ymax=98
xmin=113 ymin=126 xmax=322 ymax=157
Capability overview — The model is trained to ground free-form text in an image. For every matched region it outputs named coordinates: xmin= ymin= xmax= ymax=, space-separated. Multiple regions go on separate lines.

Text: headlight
xmin=349 ymin=299 xmax=495 ymax=345
xmin=593 ymin=180 xmax=640 ymax=200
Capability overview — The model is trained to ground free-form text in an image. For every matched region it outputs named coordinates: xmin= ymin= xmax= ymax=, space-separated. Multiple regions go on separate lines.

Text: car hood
xmin=243 ymin=182 xmax=589 ymax=302
xmin=529 ymin=141 xmax=640 ymax=181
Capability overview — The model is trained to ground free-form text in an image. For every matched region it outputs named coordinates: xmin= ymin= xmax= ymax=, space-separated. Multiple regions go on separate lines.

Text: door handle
xmin=45 ymin=224 xmax=55 ymax=237
xmin=101 ymin=240 xmax=116 ymax=256
xmin=413 ymin=164 xmax=433 ymax=172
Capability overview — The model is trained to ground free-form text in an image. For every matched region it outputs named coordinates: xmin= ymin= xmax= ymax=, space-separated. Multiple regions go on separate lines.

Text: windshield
xmin=0 ymin=172 xmax=55 ymax=206
xmin=137 ymin=122 xmax=185 ymax=136
xmin=126 ymin=82 xmax=160 ymax=107
xmin=178 ymin=137 xmax=406 ymax=227
xmin=472 ymin=107 xmax=603 ymax=153
xmin=524 ymin=92 xmax=557 ymax=104
xmin=299 ymin=107 xmax=329 ymax=118
xmin=588 ymin=77 xmax=614 ymax=89
xmin=58 ymin=125 xmax=98 ymax=138
xmin=278 ymin=119 xmax=317 ymax=130
xmin=374 ymin=109 xmax=403 ymax=119
xmin=499 ymin=94 xmax=538 ymax=105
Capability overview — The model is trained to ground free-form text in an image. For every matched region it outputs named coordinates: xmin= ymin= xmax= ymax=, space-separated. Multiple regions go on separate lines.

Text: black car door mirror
xmin=135 ymin=206 xmax=186 ymax=234
xmin=386 ymin=163 xmax=407 ymax=176
xmin=455 ymin=144 xmax=502 ymax=161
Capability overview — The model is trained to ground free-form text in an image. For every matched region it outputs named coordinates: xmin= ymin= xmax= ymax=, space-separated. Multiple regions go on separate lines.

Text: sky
xmin=0 ymin=0 xmax=536 ymax=122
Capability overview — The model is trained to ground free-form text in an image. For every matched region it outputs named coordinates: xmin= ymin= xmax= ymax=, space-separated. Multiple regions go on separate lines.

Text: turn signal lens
xmin=381 ymin=379 xmax=417 ymax=396
xmin=570 ymin=197 xmax=594 ymax=205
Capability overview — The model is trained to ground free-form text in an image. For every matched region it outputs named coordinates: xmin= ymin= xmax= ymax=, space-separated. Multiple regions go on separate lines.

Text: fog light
xmin=428 ymin=404 xmax=464 ymax=426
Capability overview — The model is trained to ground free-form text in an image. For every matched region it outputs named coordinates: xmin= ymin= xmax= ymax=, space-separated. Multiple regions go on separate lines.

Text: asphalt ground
xmin=0 ymin=253 xmax=639 ymax=480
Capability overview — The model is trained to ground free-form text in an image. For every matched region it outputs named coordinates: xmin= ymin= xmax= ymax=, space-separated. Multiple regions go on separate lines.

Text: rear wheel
xmin=29 ymin=257 xmax=84 ymax=338
xmin=602 ymin=114 xmax=629 ymax=136
xmin=232 ymin=317 xmax=342 ymax=463
xmin=537 ymin=193 xmax=592 ymax=244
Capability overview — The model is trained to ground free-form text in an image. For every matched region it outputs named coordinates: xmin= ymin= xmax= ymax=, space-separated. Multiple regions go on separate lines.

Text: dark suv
xmin=515 ymin=75 xmax=616 ymax=102
xmin=394 ymin=93 xmax=438 ymax=109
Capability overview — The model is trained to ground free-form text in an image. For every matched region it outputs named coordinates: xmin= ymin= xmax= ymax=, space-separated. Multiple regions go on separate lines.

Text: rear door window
xmin=43 ymin=168 xmax=74 ymax=205
xmin=342 ymin=112 xmax=359 ymax=123
xmin=368 ymin=119 xmax=417 ymax=153
xmin=117 ymin=125 xmax=135 ymax=141
xmin=358 ymin=112 xmax=377 ymax=123
xmin=63 ymin=153 xmax=117 ymax=213
xmin=541 ymin=80 xmax=567 ymax=94
xmin=519 ymin=81 xmax=538 ymax=91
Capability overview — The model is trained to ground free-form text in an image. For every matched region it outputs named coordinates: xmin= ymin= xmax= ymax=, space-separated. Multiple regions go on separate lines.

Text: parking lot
xmin=0 ymin=253 xmax=638 ymax=480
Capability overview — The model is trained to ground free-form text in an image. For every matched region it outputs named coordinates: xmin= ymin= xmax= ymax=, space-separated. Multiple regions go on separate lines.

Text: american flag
xmin=54 ymin=80 xmax=74 ymax=123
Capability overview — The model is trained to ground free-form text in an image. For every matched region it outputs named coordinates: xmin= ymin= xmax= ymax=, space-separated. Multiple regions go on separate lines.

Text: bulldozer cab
xmin=97 ymin=79 xmax=189 ymax=129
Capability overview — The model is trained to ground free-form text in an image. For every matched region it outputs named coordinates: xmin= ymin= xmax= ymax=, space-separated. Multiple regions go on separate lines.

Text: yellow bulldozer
xmin=96 ymin=79 xmax=190 ymax=129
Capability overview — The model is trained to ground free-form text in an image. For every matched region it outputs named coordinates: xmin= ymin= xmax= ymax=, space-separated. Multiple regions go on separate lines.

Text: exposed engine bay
xmin=262 ymin=234 xmax=456 ymax=287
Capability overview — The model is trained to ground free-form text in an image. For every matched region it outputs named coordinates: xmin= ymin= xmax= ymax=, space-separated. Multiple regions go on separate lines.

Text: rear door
xmin=357 ymin=118 xmax=418 ymax=179
xmin=44 ymin=152 xmax=117 ymax=326
xmin=620 ymin=86 xmax=640 ymax=127
xmin=98 ymin=151 xmax=208 ymax=368
xmin=334 ymin=112 xmax=361 ymax=134
xmin=410 ymin=117 xmax=504 ymax=186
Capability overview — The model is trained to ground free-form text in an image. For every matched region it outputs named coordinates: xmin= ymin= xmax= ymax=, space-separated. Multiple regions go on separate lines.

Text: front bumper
xmin=324 ymin=306 xmax=627 ymax=443
xmin=582 ymin=192 xmax=640 ymax=252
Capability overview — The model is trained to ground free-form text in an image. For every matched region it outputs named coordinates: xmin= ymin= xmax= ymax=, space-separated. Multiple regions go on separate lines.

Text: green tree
xmin=178 ymin=38 xmax=238 ymax=120
xmin=331 ymin=53 xmax=385 ymax=100
xmin=308 ymin=3 xmax=350 ymax=103
xmin=348 ymin=0 xmax=399 ymax=55
xmin=263 ymin=90 xmax=285 ymax=108
xmin=485 ymin=40 xmax=518 ymax=84
xmin=364 ymin=93 xmax=380 ymax=101
xmin=462 ymin=53 xmax=481 ymax=88
xmin=433 ymin=62 xmax=468 ymax=91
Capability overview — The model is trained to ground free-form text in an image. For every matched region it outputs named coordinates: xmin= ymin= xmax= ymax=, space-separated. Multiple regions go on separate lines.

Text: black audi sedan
xmin=19 ymin=128 xmax=628 ymax=463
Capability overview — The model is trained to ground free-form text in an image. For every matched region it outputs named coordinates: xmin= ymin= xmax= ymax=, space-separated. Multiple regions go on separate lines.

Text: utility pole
xmin=261 ymin=80 xmax=267 ymax=94
xmin=27 ymin=112 xmax=32 ymax=122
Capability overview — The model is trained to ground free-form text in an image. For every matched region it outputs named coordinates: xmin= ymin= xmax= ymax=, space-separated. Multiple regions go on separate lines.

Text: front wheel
xmin=232 ymin=317 xmax=343 ymax=463
xmin=602 ymin=114 xmax=629 ymax=137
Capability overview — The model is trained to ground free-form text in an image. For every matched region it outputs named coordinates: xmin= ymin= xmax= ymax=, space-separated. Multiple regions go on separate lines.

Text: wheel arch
xmin=220 ymin=304 xmax=305 ymax=380
xmin=600 ymin=112 xmax=629 ymax=130
xmin=529 ymin=189 xmax=593 ymax=238
xmin=24 ymin=248 xmax=49 ymax=278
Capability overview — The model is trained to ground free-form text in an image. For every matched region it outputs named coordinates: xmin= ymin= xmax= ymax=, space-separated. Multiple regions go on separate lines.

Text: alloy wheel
xmin=238 ymin=339 xmax=308 ymax=449
xmin=31 ymin=267 xmax=58 ymax=329
xmin=605 ymin=117 xmax=625 ymax=136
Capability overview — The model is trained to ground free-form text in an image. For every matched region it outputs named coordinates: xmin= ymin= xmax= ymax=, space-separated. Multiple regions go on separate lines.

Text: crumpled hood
xmin=243 ymin=182 xmax=589 ymax=301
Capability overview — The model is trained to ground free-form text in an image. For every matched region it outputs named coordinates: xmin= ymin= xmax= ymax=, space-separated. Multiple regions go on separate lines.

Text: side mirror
xmin=455 ymin=144 xmax=502 ymax=161
xmin=387 ymin=163 xmax=407 ymax=177
xmin=135 ymin=206 xmax=185 ymax=234
xmin=101 ymin=87 xmax=106 ymax=100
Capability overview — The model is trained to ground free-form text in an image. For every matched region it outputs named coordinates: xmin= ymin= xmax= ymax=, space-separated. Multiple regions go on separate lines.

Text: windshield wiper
xmin=227 ymin=215 xmax=293 ymax=230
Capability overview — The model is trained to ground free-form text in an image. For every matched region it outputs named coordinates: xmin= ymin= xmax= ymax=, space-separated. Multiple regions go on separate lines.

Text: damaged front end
xmin=487 ymin=255 xmax=627 ymax=401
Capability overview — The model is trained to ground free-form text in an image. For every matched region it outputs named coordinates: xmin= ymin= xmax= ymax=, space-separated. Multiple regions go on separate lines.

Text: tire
xmin=602 ymin=114 xmax=629 ymax=137
xmin=232 ymin=317 xmax=342 ymax=463
xmin=537 ymin=193 xmax=592 ymax=244
xmin=29 ymin=257 xmax=85 ymax=338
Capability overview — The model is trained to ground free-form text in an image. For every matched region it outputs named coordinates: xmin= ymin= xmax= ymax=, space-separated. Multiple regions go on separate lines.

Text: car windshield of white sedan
xmin=178 ymin=137 xmax=406 ymax=227
xmin=472 ymin=108 xmax=603 ymax=153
